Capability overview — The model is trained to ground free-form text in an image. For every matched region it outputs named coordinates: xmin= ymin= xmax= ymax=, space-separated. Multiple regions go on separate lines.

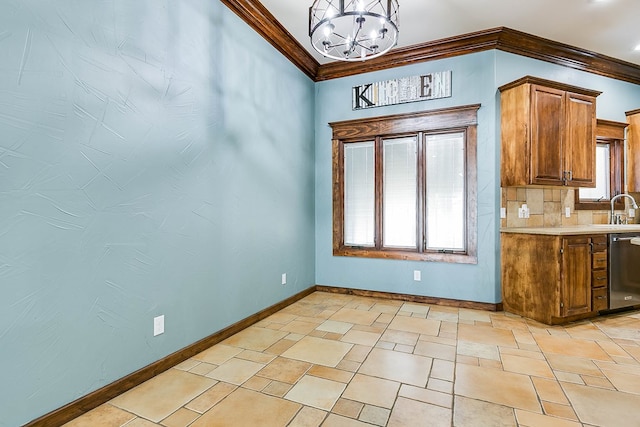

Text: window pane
xmin=580 ymin=143 xmax=610 ymax=200
xmin=344 ymin=141 xmax=375 ymax=246
xmin=383 ymin=137 xmax=417 ymax=248
xmin=425 ymin=132 xmax=465 ymax=251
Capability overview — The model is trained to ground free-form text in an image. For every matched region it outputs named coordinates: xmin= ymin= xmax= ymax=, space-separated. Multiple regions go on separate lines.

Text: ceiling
xmin=258 ymin=0 xmax=640 ymax=66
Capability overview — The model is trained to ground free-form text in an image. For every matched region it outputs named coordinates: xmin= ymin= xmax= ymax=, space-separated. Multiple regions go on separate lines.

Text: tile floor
xmin=64 ymin=291 xmax=640 ymax=427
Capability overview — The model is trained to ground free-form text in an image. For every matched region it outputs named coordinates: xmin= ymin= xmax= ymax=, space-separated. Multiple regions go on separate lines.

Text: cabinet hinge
xmin=560 ymin=302 xmax=564 ymax=308
xmin=560 ymin=248 xmax=564 ymax=254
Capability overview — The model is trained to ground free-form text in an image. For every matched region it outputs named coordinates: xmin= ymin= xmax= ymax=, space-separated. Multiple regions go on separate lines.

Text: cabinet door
xmin=561 ymin=236 xmax=592 ymax=317
xmin=530 ymin=85 xmax=565 ymax=185
xmin=565 ymin=93 xmax=596 ymax=187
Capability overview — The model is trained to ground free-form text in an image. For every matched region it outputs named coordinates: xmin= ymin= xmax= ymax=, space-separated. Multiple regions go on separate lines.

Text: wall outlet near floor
xmin=413 ymin=270 xmax=421 ymax=281
xmin=153 ymin=315 xmax=165 ymax=336
xmin=281 ymin=273 xmax=287 ymax=285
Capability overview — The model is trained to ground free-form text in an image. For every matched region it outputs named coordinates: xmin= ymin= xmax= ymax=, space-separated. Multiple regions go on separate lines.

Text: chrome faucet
xmin=610 ymin=193 xmax=639 ymax=224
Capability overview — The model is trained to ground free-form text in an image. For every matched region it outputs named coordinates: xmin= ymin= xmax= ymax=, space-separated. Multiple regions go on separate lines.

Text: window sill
xmin=333 ymin=248 xmax=478 ymax=264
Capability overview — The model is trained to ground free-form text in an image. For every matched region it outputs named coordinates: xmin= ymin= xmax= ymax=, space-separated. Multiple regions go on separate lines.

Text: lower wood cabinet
xmin=502 ymin=233 xmax=608 ymax=324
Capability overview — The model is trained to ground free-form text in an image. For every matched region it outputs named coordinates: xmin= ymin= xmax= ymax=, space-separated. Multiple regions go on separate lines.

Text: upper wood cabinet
xmin=499 ymin=76 xmax=601 ymax=187
xmin=626 ymin=109 xmax=640 ymax=192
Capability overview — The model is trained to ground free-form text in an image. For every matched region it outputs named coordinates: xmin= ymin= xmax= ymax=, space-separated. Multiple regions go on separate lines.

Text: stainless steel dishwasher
xmin=609 ymin=232 xmax=640 ymax=310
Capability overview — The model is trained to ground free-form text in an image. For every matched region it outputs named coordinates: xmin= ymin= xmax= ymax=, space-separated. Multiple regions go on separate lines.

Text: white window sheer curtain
xmin=425 ymin=132 xmax=465 ymax=251
xmin=344 ymin=141 xmax=375 ymax=246
xmin=383 ymin=137 xmax=417 ymax=248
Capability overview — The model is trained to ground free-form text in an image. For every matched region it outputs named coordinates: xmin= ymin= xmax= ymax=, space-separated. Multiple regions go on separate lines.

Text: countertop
xmin=500 ymin=224 xmax=640 ymax=235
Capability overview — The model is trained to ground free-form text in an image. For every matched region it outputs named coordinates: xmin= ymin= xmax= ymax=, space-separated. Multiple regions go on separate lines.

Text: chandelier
xmin=309 ymin=0 xmax=399 ymax=62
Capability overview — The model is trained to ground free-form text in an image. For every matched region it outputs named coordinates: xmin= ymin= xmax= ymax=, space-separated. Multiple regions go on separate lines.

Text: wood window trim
xmin=331 ymin=104 xmax=480 ymax=264
xmin=574 ymin=119 xmax=628 ymax=211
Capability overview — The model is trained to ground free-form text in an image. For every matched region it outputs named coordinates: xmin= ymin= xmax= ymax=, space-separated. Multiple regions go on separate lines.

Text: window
xmin=331 ymin=105 xmax=479 ymax=264
xmin=575 ymin=120 xmax=627 ymax=210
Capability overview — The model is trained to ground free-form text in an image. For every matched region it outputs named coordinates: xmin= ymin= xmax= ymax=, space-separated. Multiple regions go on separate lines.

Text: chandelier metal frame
xmin=309 ymin=0 xmax=399 ymax=62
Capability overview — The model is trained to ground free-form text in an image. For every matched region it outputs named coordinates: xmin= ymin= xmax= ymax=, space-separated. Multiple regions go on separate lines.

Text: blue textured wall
xmin=0 ymin=1 xmax=315 ymax=426
xmin=315 ymin=52 xmax=501 ymax=304
xmin=314 ymin=51 xmax=640 ymax=305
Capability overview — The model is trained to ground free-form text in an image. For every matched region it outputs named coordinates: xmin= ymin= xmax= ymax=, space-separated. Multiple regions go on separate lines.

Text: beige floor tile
xmin=399 ymin=384 xmax=452 ymax=408
xmin=430 ymin=358 xmax=455 ymax=381
xmin=222 ymin=326 xmax=289 ymax=351
xmin=370 ymin=302 xmax=402 ymax=314
xmin=499 ymin=346 xmax=546 ymax=360
xmin=236 ymin=349 xmax=277 ymax=364
xmin=288 ymin=406 xmax=327 ymax=427
xmin=160 ymin=407 xmax=200 ymax=427
xmin=125 ymin=419 xmax=159 ymax=427
xmin=329 ymin=308 xmax=380 ymax=326
xmin=281 ymin=336 xmax=353 ymax=367
xmin=316 ymin=320 xmax=353 ymax=334
xmin=340 ymin=329 xmax=380 ymax=346
xmin=192 ymin=344 xmax=242 ymax=365
xmin=185 ymin=382 xmax=237 ymax=413
xmin=205 ymin=357 xmax=264 ymax=385
xmin=342 ymin=374 xmax=400 ymax=409
xmin=399 ymin=302 xmax=430 ymax=314
xmin=359 ymin=405 xmax=390 ymax=426
xmin=379 ymin=329 xmax=419 ymax=345
xmin=541 ymin=401 xmax=578 ymax=420
xmin=307 ymin=365 xmax=354 ymax=383
xmin=263 ymin=380 xmax=292 ymax=397
xmin=63 ymin=404 xmax=136 ymax=427
xmin=564 ymin=323 xmax=611 ymax=341
xmin=344 ymin=344 xmax=372 ymax=363
xmin=173 ymin=359 xmax=200 ymax=371
xmin=265 ymin=338 xmax=297 ymax=355
xmin=427 ymin=378 xmax=453 ymax=394
xmin=531 ymin=377 xmax=570 ymax=405
xmin=190 ymin=388 xmax=300 ymax=427
xmin=457 ymin=340 xmax=500 ymax=360
xmin=265 ymin=312 xmax=299 ymax=324
xmin=546 ymin=353 xmax=603 ymax=376
xmin=332 ymin=398 xmax=364 ymax=418
xmin=359 ymin=348 xmax=432 ymax=387
xmin=515 ymin=409 xmax=581 ymax=427
xmin=110 ymin=370 xmax=215 ymax=422
xmin=322 ymin=414 xmax=371 ymax=426
xmin=601 ymin=368 xmax=640 ymax=394
xmin=458 ymin=323 xmax=517 ymax=347
xmin=414 ymin=340 xmax=456 ymax=361
xmin=554 ymin=371 xmax=585 ymax=384
xmin=387 ymin=315 xmax=440 ymax=336
xmin=562 ymin=382 xmax=640 ymax=427
xmin=581 ymin=375 xmax=615 ymax=389
xmin=388 ymin=397 xmax=451 ymax=427
xmin=242 ymin=375 xmax=271 ymax=391
xmin=188 ymin=362 xmax=217 ymax=376
xmin=501 ymin=353 xmax=555 ymax=378
xmin=459 ymin=309 xmax=491 ymax=323
xmin=427 ymin=310 xmax=459 ymax=322
xmin=280 ymin=320 xmax=319 ymax=335
xmin=453 ymin=396 xmax=517 ymax=427
xmin=257 ymin=356 xmax=312 ymax=384
xmin=285 ymin=375 xmax=346 ymax=411
xmin=534 ymin=334 xmax=612 ymax=361
xmin=454 ymin=363 xmax=541 ymax=412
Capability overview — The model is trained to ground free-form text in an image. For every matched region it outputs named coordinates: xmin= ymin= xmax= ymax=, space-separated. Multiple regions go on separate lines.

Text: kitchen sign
xmin=352 ymin=70 xmax=452 ymax=110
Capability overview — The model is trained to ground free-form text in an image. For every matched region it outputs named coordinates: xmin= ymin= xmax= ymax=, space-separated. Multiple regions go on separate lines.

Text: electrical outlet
xmin=500 ymin=207 xmax=506 ymax=219
xmin=281 ymin=273 xmax=287 ymax=285
xmin=154 ymin=315 xmax=164 ymax=336
xmin=565 ymin=207 xmax=571 ymax=218
xmin=413 ymin=270 xmax=421 ymax=281
xmin=630 ymin=208 xmax=636 ymax=218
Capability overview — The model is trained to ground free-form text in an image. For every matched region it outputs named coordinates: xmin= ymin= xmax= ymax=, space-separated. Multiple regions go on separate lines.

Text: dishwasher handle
xmin=612 ymin=237 xmax=638 ymax=242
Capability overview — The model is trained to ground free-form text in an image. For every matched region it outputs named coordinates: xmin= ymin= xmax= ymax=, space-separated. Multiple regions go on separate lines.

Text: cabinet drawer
xmin=592 ymin=287 xmax=608 ymax=311
xmin=592 ymin=271 xmax=608 ymax=288
xmin=592 ymin=252 xmax=607 ymax=269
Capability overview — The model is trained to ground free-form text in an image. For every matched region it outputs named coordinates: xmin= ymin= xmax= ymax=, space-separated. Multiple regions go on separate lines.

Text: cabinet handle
xmin=567 ymin=170 xmax=573 ymax=181
xmin=595 ymin=296 xmax=607 ymax=300
xmin=595 ymin=276 xmax=607 ymax=280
